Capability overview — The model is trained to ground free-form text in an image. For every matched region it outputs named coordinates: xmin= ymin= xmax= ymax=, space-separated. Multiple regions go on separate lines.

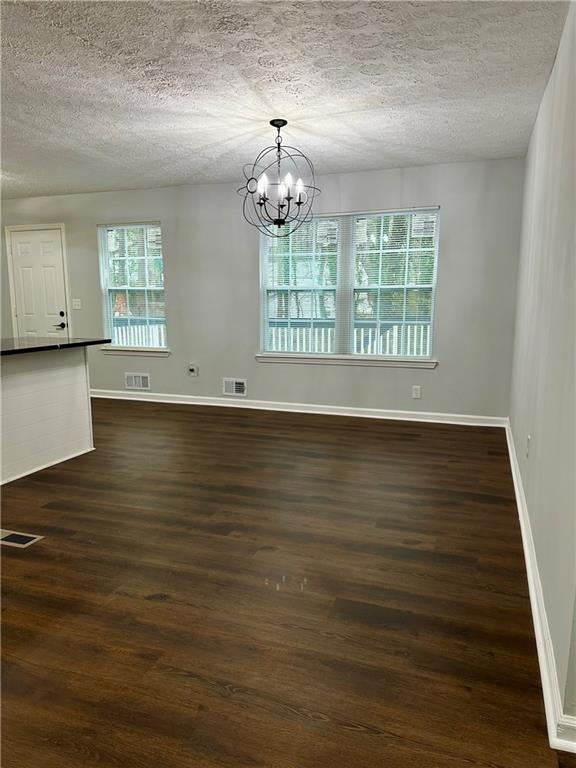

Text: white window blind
xmin=98 ymin=223 xmax=167 ymax=349
xmin=261 ymin=208 xmax=439 ymax=358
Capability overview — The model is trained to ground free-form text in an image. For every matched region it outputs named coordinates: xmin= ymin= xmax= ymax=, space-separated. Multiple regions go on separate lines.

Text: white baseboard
xmin=0 ymin=446 xmax=95 ymax=486
xmin=505 ymin=422 xmax=576 ymax=753
xmin=90 ymin=389 xmax=507 ymax=428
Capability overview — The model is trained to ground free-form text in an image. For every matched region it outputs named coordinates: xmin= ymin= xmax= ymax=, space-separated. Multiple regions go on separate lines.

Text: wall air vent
xmin=125 ymin=372 xmax=150 ymax=391
xmin=223 ymin=378 xmax=247 ymax=397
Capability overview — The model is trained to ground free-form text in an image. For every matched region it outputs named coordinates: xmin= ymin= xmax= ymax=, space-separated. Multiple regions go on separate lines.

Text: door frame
xmin=4 ymin=223 xmax=73 ymax=338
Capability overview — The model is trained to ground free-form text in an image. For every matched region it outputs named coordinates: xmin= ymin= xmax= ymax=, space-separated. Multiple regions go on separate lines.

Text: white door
xmin=9 ymin=228 xmax=70 ymax=340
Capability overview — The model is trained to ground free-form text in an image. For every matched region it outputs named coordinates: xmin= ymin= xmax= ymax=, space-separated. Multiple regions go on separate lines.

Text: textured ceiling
xmin=1 ymin=0 xmax=569 ymax=199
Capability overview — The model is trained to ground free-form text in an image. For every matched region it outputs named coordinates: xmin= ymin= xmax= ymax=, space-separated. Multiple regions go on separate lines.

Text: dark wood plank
xmin=1 ymin=399 xmax=558 ymax=767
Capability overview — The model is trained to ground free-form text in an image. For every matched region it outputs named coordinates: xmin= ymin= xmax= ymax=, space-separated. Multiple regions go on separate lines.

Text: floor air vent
xmin=223 ymin=378 xmax=247 ymax=397
xmin=125 ymin=372 xmax=150 ymax=391
xmin=1 ymin=529 xmax=44 ymax=548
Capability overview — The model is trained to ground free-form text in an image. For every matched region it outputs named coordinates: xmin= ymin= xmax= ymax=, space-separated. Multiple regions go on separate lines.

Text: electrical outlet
xmin=72 ymin=298 xmax=82 ymax=310
xmin=411 ymin=385 xmax=422 ymax=399
xmin=188 ymin=363 xmax=199 ymax=377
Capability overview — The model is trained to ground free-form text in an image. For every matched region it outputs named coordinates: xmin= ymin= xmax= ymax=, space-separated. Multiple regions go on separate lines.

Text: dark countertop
xmin=1 ymin=337 xmax=111 ymax=356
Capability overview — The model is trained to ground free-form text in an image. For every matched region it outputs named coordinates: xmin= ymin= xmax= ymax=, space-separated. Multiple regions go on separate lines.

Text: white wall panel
xmin=510 ymin=3 xmax=576 ymax=719
xmin=1 ymin=347 xmax=94 ymax=483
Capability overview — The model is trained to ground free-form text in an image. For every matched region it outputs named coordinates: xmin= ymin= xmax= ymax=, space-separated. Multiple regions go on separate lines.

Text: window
xmin=98 ymin=223 xmax=167 ymax=349
xmin=264 ymin=217 xmax=339 ymax=354
xmin=260 ymin=208 xmax=439 ymax=359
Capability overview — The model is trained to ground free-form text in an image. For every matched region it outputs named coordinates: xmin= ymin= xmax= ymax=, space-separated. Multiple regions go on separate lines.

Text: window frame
xmin=258 ymin=206 xmax=440 ymax=367
xmin=97 ymin=221 xmax=170 ymax=355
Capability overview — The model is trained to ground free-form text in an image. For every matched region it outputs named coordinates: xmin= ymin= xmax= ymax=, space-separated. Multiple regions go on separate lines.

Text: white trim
xmin=90 ymin=388 xmax=506 ymax=427
xmin=0 ymin=447 xmax=95 ymax=486
xmin=306 ymin=205 xmax=440 ymax=220
xmin=83 ymin=347 xmax=94 ymax=450
xmin=97 ymin=220 xmax=161 ymax=229
xmin=4 ymin=223 xmax=69 ymax=232
xmin=101 ymin=346 xmax=171 ymax=357
xmin=255 ymin=353 xmax=438 ymax=368
xmin=4 ymin=223 xmax=74 ymax=339
xmin=505 ymin=421 xmax=576 ymax=753
xmin=558 ymin=714 xmax=576 ymax=750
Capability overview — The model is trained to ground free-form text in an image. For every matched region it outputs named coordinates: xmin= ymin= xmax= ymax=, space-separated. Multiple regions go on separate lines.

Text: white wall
xmin=2 ymin=158 xmax=523 ymax=418
xmin=509 ymin=3 xmax=576 ymax=712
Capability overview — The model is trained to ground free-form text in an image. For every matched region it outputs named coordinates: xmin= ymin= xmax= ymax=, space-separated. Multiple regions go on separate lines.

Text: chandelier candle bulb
xmin=296 ymin=178 xmax=304 ymax=204
xmin=238 ymin=118 xmax=320 ymax=238
xmin=257 ymin=172 xmax=268 ymax=199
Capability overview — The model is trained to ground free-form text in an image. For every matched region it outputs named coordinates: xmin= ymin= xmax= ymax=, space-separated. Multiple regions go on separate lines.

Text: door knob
xmin=53 ymin=322 xmax=66 ymax=329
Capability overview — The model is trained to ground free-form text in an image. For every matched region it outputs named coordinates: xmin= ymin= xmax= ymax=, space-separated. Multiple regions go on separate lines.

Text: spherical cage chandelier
xmin=238 ymin=119 xmax=320 ymax=238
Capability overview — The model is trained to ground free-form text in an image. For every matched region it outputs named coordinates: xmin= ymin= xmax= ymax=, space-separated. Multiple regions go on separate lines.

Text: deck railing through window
xmin=110 ymin=321 xmax=167 ymax=349
xmin=267 ymin=322 xmax=431 ymax=357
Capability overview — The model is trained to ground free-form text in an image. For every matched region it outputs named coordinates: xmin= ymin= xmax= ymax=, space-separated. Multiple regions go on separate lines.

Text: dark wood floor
xmin=1 ymin=398 xmax=559 ymax=767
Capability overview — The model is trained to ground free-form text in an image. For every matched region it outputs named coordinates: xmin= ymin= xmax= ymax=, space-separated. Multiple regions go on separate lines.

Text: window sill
xmin=255 ymin=353 xmax=438 ymax=369
xmin=101 ymin=346 xmax=171 ymax=357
